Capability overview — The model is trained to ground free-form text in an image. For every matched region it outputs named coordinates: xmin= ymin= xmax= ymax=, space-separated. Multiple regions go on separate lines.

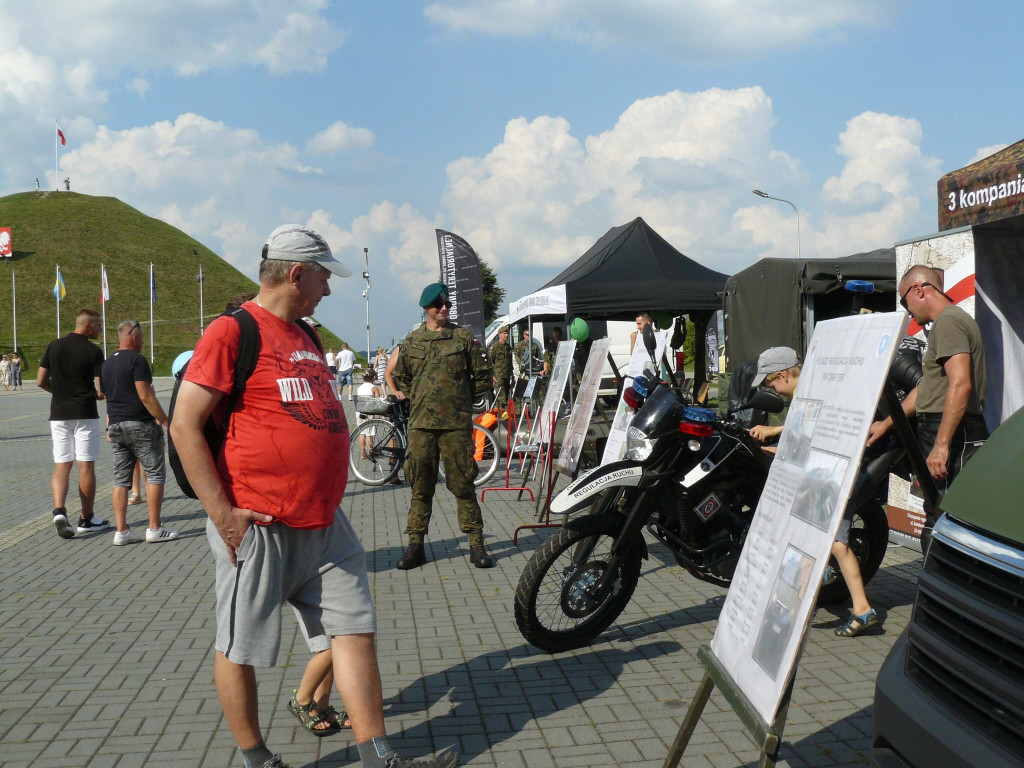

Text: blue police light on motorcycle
xmin=632 ymin=375 xmax=651 ymax=397
xmin=682 ymin=406 xmax=715 ymax=423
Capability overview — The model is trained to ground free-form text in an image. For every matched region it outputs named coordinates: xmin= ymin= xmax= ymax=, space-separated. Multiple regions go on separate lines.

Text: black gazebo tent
xmin=536 ymin=216 xmax=727 ymax=400
xmin=540 ymin=216 xmax=727 ymax=318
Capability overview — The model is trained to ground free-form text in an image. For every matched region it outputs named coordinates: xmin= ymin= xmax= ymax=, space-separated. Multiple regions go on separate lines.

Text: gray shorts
xmin=207 ymin=509 xmax=376 ymax=667
xmin=107 ymin=420 xmax=166 ymax=486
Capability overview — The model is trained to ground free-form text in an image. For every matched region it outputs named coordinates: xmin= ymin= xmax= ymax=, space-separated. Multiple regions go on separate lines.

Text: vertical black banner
xmin=436 ymin=229 xmax=485 ymax=344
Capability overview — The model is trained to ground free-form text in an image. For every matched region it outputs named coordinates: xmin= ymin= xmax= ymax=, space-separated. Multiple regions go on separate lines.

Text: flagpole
xmin=149 ymin=263 xmax=155 ymax=364
xmin=55 ymin=121 xmax=58 ymax=191
xmin=100 ymin=263 xmax=107 ymax=356
xmin=55 ymin=264 xmax=60 ymax=337
xmin=10 ymin=263 xmax=16 ymax=353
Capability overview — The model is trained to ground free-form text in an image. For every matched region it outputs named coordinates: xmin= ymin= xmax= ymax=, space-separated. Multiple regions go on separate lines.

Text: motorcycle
xmin=513 ymin=326 xmax=895 ymax=653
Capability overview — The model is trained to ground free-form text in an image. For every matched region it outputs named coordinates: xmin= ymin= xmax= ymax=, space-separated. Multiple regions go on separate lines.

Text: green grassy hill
xmin=0 ymin=191 xmax=349 ymax=375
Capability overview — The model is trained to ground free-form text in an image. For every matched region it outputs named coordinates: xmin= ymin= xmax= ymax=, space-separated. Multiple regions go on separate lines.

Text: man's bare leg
xmin=51 ymin=462 xmax=73 ymax=509
xmin=78 ymin=460 xmax=96 ymax=519
xmin=331 ymin=633 xmax=385 ymax=742
xmin=146 ymin=483 xmax=164 ymax=529
xmin=214 ymin=651 xmax=263 ymax=749
xmin=112 ymin=487 xmax=130 ymax=532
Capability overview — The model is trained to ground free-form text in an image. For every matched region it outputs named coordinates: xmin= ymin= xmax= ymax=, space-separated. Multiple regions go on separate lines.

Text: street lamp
xmin=194 ymin=248 xmax=205 ymax=333
xmin=362 ymin=247 xmax=370 ymax=362
xmin=752 ymin=189 xmax=801 ymax=260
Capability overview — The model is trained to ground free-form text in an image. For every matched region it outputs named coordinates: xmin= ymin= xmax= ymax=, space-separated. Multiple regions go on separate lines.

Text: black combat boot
xmin=468 ymin=541 xmax=494 ymax=569
xmin=396 ymin=541 xmax=426 ymax=570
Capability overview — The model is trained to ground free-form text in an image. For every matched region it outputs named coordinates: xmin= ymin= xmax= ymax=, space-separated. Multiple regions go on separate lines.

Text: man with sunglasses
xmin=100 ymin=319 xmax=178 ymax=545
xmin=392 ymin=282 xmax=495 ymax=570
xmin=869 ymin=265 xmax=988 ymax=527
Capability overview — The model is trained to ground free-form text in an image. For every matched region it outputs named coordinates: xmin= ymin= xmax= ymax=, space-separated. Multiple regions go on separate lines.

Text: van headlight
xmin=625 ymin=426 xmax=655 ymax=461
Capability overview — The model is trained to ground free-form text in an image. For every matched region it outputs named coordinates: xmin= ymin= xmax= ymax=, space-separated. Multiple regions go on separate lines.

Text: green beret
xmin=419 ymin=282 xmax=449 ymax=308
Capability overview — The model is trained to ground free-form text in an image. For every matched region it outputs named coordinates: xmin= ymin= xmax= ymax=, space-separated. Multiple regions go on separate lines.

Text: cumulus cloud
xmin=425 ymin=0 xmax=888 ymax=58
xmin=437 ymin=87 xmax=800 ymax=276
xmin=306 ymin=121 xmax=377 ymax=154
xmin=734 ymin=111 xmax=940 ymax=260
xmin=0 ymin=1 xmax=342 ymax=81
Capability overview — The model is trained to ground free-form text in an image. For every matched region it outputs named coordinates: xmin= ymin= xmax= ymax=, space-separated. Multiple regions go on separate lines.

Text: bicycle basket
xmin=355 ymin=396 xmax=391 ymax=415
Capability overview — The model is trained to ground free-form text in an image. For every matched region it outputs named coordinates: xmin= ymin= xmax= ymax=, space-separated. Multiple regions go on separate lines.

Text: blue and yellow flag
xmin=53 ymin=269 xmax=66 ymax=301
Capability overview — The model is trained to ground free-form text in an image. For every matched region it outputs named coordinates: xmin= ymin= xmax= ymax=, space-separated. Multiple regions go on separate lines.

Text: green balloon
xmin=654 ymin=311 xmax=674 ymax=330
xmin=569 ymin=317 xmax=589 ymax=341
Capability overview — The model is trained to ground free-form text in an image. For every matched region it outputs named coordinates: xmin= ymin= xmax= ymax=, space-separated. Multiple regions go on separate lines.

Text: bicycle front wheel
xmin=349 ymin=419 xmax=405 ymax=486
xmin=437 ymin=423 xmax=501 ymax=488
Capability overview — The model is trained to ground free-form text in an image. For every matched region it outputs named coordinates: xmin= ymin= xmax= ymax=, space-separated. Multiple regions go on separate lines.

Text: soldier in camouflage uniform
xmin=488 ymin=326 xmax=512 ymax=407
xmin=392 ymin=283 xmax=495 ymax=570
xmin=513 ymin=329 xmax=543 ymax=390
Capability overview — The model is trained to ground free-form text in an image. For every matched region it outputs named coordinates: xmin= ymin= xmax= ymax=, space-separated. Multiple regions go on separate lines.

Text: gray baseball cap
xmin=262 ymin=224 xmax=352 ymax=278
xmin=752 ymin=346 xmax=799 ymax=387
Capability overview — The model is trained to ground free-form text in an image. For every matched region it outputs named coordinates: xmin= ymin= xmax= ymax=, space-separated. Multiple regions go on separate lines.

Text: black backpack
xmin=167 ymin=307 xmax=323 ymax=499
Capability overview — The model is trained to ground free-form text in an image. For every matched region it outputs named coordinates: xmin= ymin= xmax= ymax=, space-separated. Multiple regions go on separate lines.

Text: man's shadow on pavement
xmin=318 ymin=640 xmax=682 ymax=767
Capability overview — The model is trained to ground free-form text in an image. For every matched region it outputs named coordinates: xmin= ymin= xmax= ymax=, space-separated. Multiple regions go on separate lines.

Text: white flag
xmin=101 ymin=265 xmax=110 ymax=303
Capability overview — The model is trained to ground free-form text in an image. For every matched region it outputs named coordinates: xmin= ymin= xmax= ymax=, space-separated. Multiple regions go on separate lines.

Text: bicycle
xmin=348 ymin=395 xmax=501 ymax=487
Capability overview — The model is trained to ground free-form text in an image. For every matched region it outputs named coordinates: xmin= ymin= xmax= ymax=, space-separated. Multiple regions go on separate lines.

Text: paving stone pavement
xmin=0 ymin=382 xmax=923 ymax=768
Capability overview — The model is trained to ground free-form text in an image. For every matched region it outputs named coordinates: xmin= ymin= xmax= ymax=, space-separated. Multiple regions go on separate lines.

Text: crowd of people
xmin=18 ymin=210 xmax=991 ymax=767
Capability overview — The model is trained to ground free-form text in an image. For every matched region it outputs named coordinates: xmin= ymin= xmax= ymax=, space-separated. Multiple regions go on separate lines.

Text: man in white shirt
xmin=336 ymin=343 xmax=357 ymax=400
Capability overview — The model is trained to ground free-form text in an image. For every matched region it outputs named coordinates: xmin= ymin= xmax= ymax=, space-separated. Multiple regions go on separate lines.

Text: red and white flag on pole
xmin=101 ymin=265 xmax=110 ymax=304
xmin=57 ymin=123 xmax=67 ymax=146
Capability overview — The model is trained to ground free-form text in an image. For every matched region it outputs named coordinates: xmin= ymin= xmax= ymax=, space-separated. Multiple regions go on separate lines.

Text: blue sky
xmin=1 ymin=1 xmax=1021 ymax=349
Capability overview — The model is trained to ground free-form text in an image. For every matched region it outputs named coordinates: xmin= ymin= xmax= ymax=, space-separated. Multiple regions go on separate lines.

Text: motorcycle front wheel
xmin=514 ymin=511 xmax=644 ymax=653
xmin=818 ymin=500 xmax=890 ymax=605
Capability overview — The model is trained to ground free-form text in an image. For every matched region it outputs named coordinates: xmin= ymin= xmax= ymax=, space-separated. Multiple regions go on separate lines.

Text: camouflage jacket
xmin=488 ymin=340 xmax=512 ymax=381
xmin=513 ymin=339 xmax=543 ymax=374
xmin=393 ymin=322 xmax=492 ymax=429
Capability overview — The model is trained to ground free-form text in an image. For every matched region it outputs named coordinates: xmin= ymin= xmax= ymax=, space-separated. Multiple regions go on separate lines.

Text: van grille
xmin=906 ymin=535 xmax=1024 ymax=753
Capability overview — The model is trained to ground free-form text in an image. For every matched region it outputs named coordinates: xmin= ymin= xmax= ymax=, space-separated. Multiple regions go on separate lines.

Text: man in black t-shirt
xmin=38 ymin=308 xmax=109 ymax=538
xmin=100 ymin=320 xmax=178 ymax=546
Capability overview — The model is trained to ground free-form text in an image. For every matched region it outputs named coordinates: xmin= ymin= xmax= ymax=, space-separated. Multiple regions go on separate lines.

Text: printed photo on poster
xmin=752 ymin=545 xmax=816 ymax=680
xmin=775 ymin=398 xmax=821 ymax=466
xmin=789 ymin=451 xmax=849 ymax=533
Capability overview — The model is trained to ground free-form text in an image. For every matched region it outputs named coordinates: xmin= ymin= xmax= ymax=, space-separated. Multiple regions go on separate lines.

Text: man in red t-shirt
xmin=171 ymin=225 xmax=459 ymax=768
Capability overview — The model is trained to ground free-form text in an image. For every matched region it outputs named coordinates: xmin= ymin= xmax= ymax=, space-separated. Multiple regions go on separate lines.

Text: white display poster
xmin=556 ymin=338 xmax=612 ymax=474
xmin=709 ymin=312 xmax=907 ymax=724
xmin=601 ymin=330 xmax=668 ymax=465
xmin=536 ymin=340 xmax=577 ymax=443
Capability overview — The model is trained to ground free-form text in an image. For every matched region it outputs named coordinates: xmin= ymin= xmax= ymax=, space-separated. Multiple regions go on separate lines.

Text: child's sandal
xmin=834 ymin=608 xmax=879 ymax=637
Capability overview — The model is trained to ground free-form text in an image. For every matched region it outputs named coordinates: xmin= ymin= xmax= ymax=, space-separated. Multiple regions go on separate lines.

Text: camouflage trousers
xmin=493 ymin=374 xmax=512 ymax=409
xmin=405 ymin=427 xmax=483 ymax=545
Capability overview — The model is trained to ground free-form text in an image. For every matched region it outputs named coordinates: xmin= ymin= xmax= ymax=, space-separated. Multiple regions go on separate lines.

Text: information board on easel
xmin=600 ymin=329 xmax=668 ymax=464
xmin=664 ymin=311 xmax=907 ymax=768
xmin=556 ymin=337 xmax=611 ymax=475
xmin=536 ymin=340 xmax=576 ymax=444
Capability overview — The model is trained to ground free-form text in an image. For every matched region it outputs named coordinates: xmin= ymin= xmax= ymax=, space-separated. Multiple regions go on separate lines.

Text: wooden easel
xmin=663 ymin=645 xmax=795 ymax=768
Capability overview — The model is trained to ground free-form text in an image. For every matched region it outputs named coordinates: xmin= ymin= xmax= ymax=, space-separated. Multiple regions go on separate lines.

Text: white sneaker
xmin=53 ymin=510 xmax=76 ymax=539
xmin=76 ymin=516 xmax=110 ymax=534
xmin=114 ymin=529 xmax=143 ymax=546
xmin=146 ymin=527 xmax=179 ymax=543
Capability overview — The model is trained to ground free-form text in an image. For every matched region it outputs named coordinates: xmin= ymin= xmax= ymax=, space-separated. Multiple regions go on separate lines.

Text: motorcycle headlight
xmin=625 ymin=425 xmax=656 ymax=461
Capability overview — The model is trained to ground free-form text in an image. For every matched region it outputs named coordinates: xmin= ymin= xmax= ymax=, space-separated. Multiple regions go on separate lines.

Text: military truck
xmin=870 ymin=404 xmax=1024 ymax=767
